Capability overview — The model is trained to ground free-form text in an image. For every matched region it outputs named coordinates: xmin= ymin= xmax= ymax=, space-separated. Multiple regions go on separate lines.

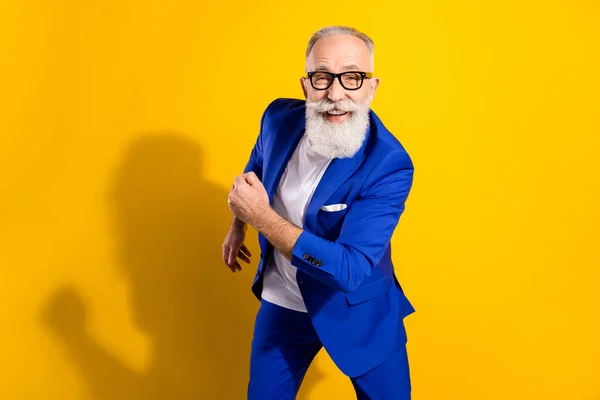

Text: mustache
xmin=306 ymin=98 xmax=359 ymax=113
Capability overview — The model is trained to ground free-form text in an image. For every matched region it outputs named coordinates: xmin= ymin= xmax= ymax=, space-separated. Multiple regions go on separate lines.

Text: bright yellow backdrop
xmin=1 ymin=0 xmax=599 ymax=399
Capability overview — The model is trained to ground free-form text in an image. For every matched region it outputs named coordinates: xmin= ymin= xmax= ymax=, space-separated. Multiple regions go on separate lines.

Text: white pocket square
xmin=320 ymin=203 xmax=347 ymax=212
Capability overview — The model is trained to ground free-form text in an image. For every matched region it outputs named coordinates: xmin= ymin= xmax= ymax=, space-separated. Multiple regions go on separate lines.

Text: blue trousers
xmin=248 ymin=299 xmax=411 ymax=400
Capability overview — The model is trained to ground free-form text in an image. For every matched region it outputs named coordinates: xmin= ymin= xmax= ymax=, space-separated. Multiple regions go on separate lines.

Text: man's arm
xmin=252 ymin=208 xmax=303 ymax=261
xmin=230 ymin=150 xmax=414 ymax=293
xmin=287 ymin=151 xmax=414 ymax=292
xmin=292 ymin=152 xmax=414 ymax=292
xmin=222 ymin=100 xmax=277 ymax=272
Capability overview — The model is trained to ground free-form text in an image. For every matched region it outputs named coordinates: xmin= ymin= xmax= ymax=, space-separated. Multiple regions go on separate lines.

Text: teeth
xmin=327 ymin=110 xmax=347 ymax=115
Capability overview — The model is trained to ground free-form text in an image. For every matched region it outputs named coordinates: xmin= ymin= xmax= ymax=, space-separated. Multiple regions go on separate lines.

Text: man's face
xmin=301 ymin=34 xmax=380 ymax=121
xmin=301 ymin=34 xmax=380 ymax=159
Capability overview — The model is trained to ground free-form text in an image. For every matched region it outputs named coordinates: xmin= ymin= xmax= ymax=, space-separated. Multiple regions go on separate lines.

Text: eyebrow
xmin=314 ymin=64 xmax=362 ymax=72
xmin=341 ymin=64 xmax=361 ymax=71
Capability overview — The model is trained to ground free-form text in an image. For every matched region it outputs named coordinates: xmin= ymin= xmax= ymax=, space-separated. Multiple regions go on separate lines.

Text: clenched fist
xmin=227 ymin=172 xmax=270 ymax=228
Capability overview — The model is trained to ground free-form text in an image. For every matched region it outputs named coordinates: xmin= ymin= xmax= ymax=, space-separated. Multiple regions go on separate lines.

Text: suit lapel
xmin=303 ymin=124 xmax=371 ymax=232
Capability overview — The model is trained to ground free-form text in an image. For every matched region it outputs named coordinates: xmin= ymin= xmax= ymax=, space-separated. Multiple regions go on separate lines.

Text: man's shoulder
xmin=256 ymin=98 xmax=304 ymax=136
xmin=367 ymin=110 xmax=413 ymax=168
xmin=262 ymin=98 xmax=305 ymax=122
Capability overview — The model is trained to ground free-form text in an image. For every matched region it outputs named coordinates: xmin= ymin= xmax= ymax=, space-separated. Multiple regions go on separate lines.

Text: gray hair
xmin=305 ymin=26 xmax=374 ymax=59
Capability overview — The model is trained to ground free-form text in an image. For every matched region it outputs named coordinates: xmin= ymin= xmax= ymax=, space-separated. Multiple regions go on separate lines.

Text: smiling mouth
xmin=326 ymin=110 xmax=348 ymax=116
xmin=323 ymin=110 xmax=350 ymax=123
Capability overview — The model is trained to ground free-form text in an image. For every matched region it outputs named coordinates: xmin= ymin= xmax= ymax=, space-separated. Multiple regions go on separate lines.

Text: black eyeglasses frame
xmin=306 ymin=71 xmax=373 ymax=91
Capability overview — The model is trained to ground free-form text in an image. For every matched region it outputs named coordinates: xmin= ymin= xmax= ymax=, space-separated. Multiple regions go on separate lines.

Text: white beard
xmin=305 ymin=97 xmax=371 ymax=159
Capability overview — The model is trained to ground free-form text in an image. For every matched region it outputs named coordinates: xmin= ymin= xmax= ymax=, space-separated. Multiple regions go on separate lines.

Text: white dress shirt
xmin=261 ymin=134 xmax=332 ymax=312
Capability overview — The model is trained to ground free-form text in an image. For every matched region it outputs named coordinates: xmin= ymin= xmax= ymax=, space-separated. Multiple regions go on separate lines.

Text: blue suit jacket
xmin=244 ymin=98 xmax=416 ymax=377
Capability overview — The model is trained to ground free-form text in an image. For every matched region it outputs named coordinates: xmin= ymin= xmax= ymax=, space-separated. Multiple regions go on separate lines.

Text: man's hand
xmin=227 ymin=172 xmax=270 ymax=228
xmin=221 ymin=219 xmax=252 ymax=273
xmin=226 ymin=171 xmax=302 ymax=266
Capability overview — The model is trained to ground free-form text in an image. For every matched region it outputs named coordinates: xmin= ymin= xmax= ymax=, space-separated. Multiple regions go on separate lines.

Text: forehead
xmin=306 ymin=34 xmax=373 ymax=72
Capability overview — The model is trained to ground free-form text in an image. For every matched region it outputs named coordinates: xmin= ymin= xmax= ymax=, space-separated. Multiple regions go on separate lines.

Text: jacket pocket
xmin=321 ymin=203 xmax=348 ymax=212
xmin=345 ymin=277 xmax=391 ymax=305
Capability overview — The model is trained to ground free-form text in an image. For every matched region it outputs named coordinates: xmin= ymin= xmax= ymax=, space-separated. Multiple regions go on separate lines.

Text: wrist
xmin=231 ymin=215 xmax=247 ymax=232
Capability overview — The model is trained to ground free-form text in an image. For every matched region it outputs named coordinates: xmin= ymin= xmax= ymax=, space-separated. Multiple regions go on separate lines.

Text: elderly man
xmin=223 ymin=26 xmax=415 ymax=399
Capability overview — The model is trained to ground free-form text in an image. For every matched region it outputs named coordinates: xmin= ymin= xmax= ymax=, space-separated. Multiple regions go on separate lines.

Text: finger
xmin=222 ymin=244 xmax=230 ymax=265
xmin=233 ymin=175 xmax=247 ymax=188
xmin=228 ymin=193 xmax=237 ymax=205
xmin=227 ymin=263 xmax=235 ymax=272
xmin=225 ymin=255 xmax=241 ymax=272
xmin=237 ymin=250 xmax=251 ymax=264
xmin=228 ymin=246 xmax=237 ymax=266
xmin=244 ymin=171 xmax=261 ymax=186
xmin=240 ymin=244 xmax=252 ymax=258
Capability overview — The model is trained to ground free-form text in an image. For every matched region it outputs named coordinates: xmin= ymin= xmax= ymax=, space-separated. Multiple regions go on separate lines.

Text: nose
xmin=326 ymin=77 xmax=346 ymax=103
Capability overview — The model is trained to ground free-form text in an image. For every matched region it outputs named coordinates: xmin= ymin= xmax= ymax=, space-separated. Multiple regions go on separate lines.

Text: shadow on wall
xmin=40 ymin=133 xmax=324 ymax=399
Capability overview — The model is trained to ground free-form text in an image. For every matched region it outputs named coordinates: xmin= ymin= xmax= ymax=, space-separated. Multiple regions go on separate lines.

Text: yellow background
xmin=1 ymin=0 xmax=599 ymax=399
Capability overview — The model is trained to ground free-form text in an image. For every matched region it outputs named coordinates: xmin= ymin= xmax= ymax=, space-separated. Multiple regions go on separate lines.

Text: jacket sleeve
xmin=243 ymin=99 xmax=280 ymax=179
xmin=291 ymin=150 xmax=415 ymax=293
xmin=242 ymin=115 xmax=264 ymax=179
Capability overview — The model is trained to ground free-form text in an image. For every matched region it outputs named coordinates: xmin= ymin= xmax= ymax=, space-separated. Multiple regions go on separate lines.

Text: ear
xmin=369 ymin=76 xmax=381 ymax=99
xmin=300 ymin=77 xmax=308 ymax=99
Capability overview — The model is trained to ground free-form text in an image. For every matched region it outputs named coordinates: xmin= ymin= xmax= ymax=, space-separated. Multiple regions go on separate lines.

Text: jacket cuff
xmin=291 ymin=230 xmax=340 ymax=285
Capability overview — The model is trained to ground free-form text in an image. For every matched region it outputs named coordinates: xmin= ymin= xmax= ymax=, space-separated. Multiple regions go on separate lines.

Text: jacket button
xmin=303 ymin=254 xmax=309 ymax=260
xmin=317 ymin=261 xmax=323 ymax=267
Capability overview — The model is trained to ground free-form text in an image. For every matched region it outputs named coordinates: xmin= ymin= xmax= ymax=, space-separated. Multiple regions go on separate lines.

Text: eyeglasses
xmin=306 ymin=71 xmax=373 ymax=91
